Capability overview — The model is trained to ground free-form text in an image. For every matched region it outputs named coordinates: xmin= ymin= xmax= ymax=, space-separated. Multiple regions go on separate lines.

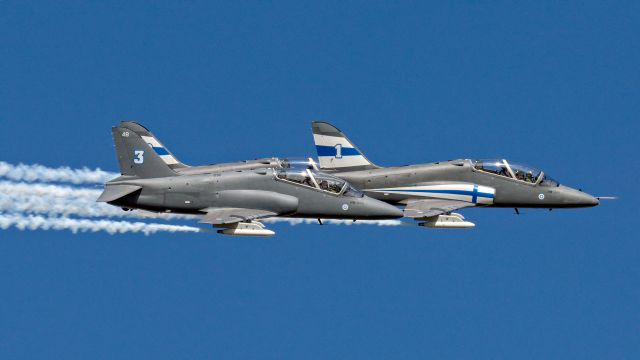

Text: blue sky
xmin=1 ymin=1 xmax=638 ymax=358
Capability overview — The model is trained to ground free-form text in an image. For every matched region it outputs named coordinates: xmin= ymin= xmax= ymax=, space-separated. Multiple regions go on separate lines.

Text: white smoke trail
xmin=0 ymin=180 xmax=101 ymax=200
xmin=0 ymin=193 xmax=195 ymax=220
xmin=0 ymin=192 xmax=126 ymax=218
xmin=0 ymin=161 xmax=117 ymax=184
xmin=0 ymin=213 xmax=201 ymax=235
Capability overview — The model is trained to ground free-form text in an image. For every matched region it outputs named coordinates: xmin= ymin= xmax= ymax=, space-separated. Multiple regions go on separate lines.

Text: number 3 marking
xmin=134 ymin=150 xmax=144 ymax=164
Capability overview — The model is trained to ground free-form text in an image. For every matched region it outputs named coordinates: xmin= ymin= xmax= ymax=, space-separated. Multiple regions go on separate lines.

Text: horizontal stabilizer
xmin=96 ymin=184 xmax=142 ymax=202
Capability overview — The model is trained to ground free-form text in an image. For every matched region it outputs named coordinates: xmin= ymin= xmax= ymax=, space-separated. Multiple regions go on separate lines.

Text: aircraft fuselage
xmin=105 ymin=168 xmax=403 ymax=220
xmin=326 ymin=159 xmax=598 ymax=209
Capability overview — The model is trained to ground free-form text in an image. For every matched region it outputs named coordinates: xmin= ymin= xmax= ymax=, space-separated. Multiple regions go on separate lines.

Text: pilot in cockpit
xmin=525 ymin=171 xmax=534 ymax=183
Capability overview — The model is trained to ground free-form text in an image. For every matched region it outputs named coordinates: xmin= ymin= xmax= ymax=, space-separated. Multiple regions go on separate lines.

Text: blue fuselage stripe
xmin=316 ymin=145 xmax=360 ymax=157
xmin=472 ymin=184 xmax=478 ymax=203
xmin=381 ymin=189 xmax=495 ymax=199
xmin=152 ymin=147 xmax=170 ymax=156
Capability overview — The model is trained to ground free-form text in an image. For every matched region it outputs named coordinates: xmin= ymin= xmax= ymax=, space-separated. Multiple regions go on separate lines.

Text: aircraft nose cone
xmin=363 ymin=197 xmax=404 ymax=219
xmin=561 ymin=186 xmax=599 ymax=207
xmin=583 ymin=193 xmax=599 ymax=207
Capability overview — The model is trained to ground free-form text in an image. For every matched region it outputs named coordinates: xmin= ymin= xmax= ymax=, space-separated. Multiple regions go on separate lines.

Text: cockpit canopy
xmin=279 ymin=157 xmax=319 ymax=171
xmin=472 ymin=159 xmax=559 ymax=186
xmin=275 ymin=168 xmax=364 ymax=197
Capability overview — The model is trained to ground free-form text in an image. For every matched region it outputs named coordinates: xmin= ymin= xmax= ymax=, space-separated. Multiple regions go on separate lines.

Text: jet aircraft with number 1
xmin=310 ymin=121 xmax=604 ymax=228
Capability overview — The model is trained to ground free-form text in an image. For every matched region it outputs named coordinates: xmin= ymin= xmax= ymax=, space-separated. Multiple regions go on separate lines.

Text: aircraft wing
xmin=403 ymin=199 xmax=473 ymax=218
xmin=199 ymin=207 xmax=278 ymax=225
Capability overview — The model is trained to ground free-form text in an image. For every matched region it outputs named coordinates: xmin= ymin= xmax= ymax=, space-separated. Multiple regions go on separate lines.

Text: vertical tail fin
xmin=111 ymin=121 xmax=187 ymax=178
xmin=311 ymin=121 xmax=378 ymax=171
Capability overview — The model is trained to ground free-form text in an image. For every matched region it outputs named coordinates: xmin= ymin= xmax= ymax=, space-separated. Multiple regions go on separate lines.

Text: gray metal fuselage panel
xmin=174 ymin=158 xmax=281 ymax=176
xmin=329 ymin=160 xmax=590 ymax=208
xmin=106 ymin=169 xmax=401 ymax=219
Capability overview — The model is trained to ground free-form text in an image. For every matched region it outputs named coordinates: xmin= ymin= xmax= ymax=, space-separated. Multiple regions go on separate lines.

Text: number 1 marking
xmin=334 ymin=144 xmax=343 ymax=159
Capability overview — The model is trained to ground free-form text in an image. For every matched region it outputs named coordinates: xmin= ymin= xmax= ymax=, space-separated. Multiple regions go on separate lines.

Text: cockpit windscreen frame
xmin=471 ymin=159 xmax=559 ymax=187
xmin=274 ymin=168 xmax=365 ymax=197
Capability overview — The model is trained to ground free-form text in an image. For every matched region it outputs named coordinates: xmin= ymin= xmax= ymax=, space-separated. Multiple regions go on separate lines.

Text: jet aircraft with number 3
xmin=98 ymin=122 xmax=403 ymax=236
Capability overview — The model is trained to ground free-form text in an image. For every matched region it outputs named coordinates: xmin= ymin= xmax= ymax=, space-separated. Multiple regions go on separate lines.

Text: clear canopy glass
xmin=275 ymin=168 xmax=364 ymax=196
xmin=473 ymin=159 xmax=511 ymax=178
xmin=508 ymin=162 xmax=543 ymax=183
xmin=279 ymin=157 xmax=319 ymax=170
xmin=313 ymin=172 xmax=347 ymax=193
xmin=538 ymin=174 xmax=559 ymax=187
xmin=472 ymin=159 xmax=558 ymax=186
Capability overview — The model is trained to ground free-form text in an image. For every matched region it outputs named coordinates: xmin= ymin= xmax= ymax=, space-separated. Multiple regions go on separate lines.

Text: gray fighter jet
xmin=98 ymin=122 xmax=402 ymax=236
xmin=311 ymin=121 xmax=603 ymax=228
